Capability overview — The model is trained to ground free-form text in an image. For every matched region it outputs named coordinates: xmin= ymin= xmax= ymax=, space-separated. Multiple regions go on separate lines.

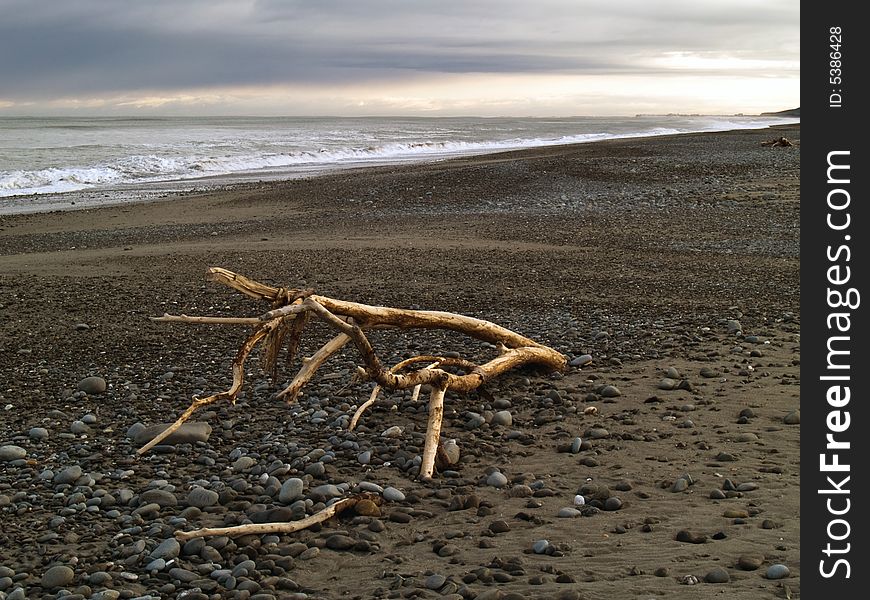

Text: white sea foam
xmin=0 ymin=116 xmax=796 ymax=198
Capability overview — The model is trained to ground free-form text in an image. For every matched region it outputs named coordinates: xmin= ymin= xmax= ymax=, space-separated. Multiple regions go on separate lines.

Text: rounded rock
xmin=604 ymin=497 xmax=623 ymax=511
xmin=29 ymin=427 xmax=49 ymax=441
xmin=150 ymin=538 xmax=181 ymax=560
xmin=279 ymin=478 xmax=304 ymax=503
xmin=325 ymin=535 xmax=356 ymax=551
xmin=491 ymin=411 xmax=513 ymax=427
xmin=187 ymin=487 xmax=219 ymax=508
xmin=671 ymin=478 xmax=689 ymax=493
xmin=41 ymin=565 xmax=75 ymax=589
xmin=705 ymin=567 xmax=730 ymax=583
xmin=737 ymin=554 xmax=764 ymax=571
xmin=486 ymin=472 xmax=508 ymax=488
xmin=600 ymin=385 xmax=621 ymax=398
xmin=783 ymin=410 xmax=800 ymax=425
xmin=766 ymin=564 xmax=790 ymax=579
xmin=383 ymin=487 xmax=405 ymax=502
xmin=425 ymin=574 xmax=447 ymax=590
xmin=77 ymin=376 xmax=107 ymax=395
xmin=0 ymin=445 xmax=26 ymax=461
xmin=570 ymin=354 xmax=593 ymax=368
xmin=53 ymin=465 xmax=83 ymax=485
xmin=658 ymin=378 xmax=677 ymax=390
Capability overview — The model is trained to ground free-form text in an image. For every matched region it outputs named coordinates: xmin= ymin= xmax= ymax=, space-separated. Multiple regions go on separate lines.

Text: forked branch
xmin=144 ymin=268 xmax=568 ymax=481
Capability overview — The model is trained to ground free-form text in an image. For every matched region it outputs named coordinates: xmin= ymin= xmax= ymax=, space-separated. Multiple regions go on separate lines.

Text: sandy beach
xmin=0 ymin=125 xmax=800 ymax=599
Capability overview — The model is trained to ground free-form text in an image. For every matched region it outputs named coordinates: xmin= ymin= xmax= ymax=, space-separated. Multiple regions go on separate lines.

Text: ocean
xmin=0 ymin=115 xmax=797 ymax=212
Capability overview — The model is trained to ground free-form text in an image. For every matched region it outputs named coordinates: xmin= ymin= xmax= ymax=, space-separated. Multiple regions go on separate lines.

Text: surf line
xmin=818 ymin=149 xmax=857 ymax=579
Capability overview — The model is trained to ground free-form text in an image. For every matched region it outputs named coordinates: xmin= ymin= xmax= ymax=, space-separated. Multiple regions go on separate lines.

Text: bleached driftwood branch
xmin=142 ymin=267 xmax=567 ymax=481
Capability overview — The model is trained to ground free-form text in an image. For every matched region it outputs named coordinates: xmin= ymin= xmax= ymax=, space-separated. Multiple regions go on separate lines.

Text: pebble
xmin=658 ymin=378 xmax=677 ymax=390
xmin=186 ymin=487 xmax=219 ymax=508
xmin=675 ymin=530 xmax=707 ymax=544
xmin=279 ymin=478 xmax=304 ymax=503
xmin=141 ymin=489 xmax=178 ymax=507
xmin=0 ymin=446 xmax=26 ymax=461
xmin=150 ymin=538 xmax=181 ymax=560
xmin=604 ymin=497 xmax=623 ymax=511
xmin=382 ymin=487 xmax=405 ymax=502
xmin=570 ymin=354 xmax=593 ymax=367
xmin=381 ymin=425 xmax=403 ymax=438
xmin=736 ymin=482 xmax=758 ymax=492
xmin=766 ymin=564 xmax=790 ymax=579
xmin=41 ymin=565 xmax=75 ymax=589
xmin=709 ymin=490 xmax=726 ymax=500
xmin=357 ymin=481 xmax=384 ymax=494
xmin=425 ymin=574 xmax=446 ymax=590
xmin=441 ymin=439 xmax=461 ymax=465
xmin=570 ymin=437 xmax=582 ymax=454
xmin=600 ymin=385 xmax=621 ymax=398
xmin=700 ymin=367 xmax=720 ymax=378
xmin=486 ymin=472 xmax=508 ymax=488
xmin=734 ymin=432 xmax=759 ymax=442
xmin=705 ymin=567 xmax=730 ymax=583
xmin=737 ymin=554 xmax=764 ymax=571
xmin=310 ymin=484 xmax=342 ymax=499
xmin=168 ymin=567 xmax=198 ymax=583
xmin=491 ymin=410 xmax=513 ymax=427
xmin=134 ymin=422 xmax=212 ymax=445
xmin=28 ymin=427 xmax=49 ymax=441
xmin=70 ymin=420 xmax=90 ymax=434
xmin=232 ymin=456 xmax=256 ymax=470
xmin=357 ymin=450 xmax=371 ymax=464
xmin=665 ymin=367 xmax=681 ymax=378
xmin=671 ymin=478 xmax=689 ymax=493
xmin=532 ymin=539 xmax=550 ymax=554
xmin=723 ymin=508 xmax=749 ymax=518
xmin=558 ymin=507 xmax=582 ymax=518
xmin=783 ymin=410 xmax=800 ymax=424
xmin=489 ymin=520 xmax=511 ymax=533
xmin=77 ymin=376 xmax=107 ymax=394
xmin=586 ymin=427 xmax=610 ymax=439
xmin=325 ymin=535 xmax=356 ymax=551
xmin=54 ymin=465 xmax=83 ymax=485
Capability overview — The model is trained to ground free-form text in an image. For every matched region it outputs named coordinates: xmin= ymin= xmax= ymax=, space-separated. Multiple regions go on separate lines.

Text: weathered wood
xmin=145 ymin=268 xmax=568 ymax=481
xmin=420 ymin=385 xmax=447 ymax=480
xmin=175 ymin=493 xmax=380 ymax=540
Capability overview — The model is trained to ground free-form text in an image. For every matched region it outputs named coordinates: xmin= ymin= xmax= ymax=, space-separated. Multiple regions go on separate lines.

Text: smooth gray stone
xmin=279 ymin=478 xmax=304 ymax=503
xmin=0 ymin=446 xmax=26 ymax=461
xmin=77 ymin=376 xmax=107 ymax=394
xmin=133 ymin=422 xmax=212 ymax=445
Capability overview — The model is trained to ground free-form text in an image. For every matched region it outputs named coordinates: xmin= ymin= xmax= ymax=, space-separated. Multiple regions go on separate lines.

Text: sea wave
xmin=0 ymin=119 xmax=795 ymax=198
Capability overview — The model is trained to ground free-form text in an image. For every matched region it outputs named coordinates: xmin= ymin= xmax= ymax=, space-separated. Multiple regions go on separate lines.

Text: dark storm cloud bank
xmin=0 ymin=0 xmax=799 ymax=99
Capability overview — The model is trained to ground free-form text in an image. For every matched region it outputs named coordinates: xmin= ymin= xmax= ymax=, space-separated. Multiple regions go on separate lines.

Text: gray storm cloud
xmin=0 ymin=0 xmax=798 ymax=101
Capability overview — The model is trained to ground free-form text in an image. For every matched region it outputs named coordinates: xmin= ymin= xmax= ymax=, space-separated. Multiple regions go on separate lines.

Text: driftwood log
xmin=141 ymin=268 xmax=567 ymax=482
xmin=761 ymin=136 xmax=796 ymax=147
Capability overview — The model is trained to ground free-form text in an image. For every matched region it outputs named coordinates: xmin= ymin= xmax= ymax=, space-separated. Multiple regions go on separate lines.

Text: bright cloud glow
xmin=0 ymin=0 xmax=800 ymax=116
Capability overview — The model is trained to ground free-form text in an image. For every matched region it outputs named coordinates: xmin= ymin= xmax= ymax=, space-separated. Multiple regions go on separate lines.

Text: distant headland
xmin=760 ymin=107 xmax=800 ymax=117
xmin=636 ymin=108 xmax=800 ymax=118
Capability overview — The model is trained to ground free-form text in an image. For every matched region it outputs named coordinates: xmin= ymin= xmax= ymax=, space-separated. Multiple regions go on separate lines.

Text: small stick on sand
xmin=175 ymin=493 xmax=380 ymax=541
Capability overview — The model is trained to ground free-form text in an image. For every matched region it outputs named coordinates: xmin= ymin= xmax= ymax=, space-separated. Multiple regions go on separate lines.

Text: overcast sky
xmin=0 ymin=0 xmax=799 ymax=116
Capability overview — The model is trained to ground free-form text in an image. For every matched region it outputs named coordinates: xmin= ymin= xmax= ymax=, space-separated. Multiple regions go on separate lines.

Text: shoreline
xmin=0 ymin=122 xmax=798 ymax=216
xmin=0 ymin=124 xmax=800 ymax=599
